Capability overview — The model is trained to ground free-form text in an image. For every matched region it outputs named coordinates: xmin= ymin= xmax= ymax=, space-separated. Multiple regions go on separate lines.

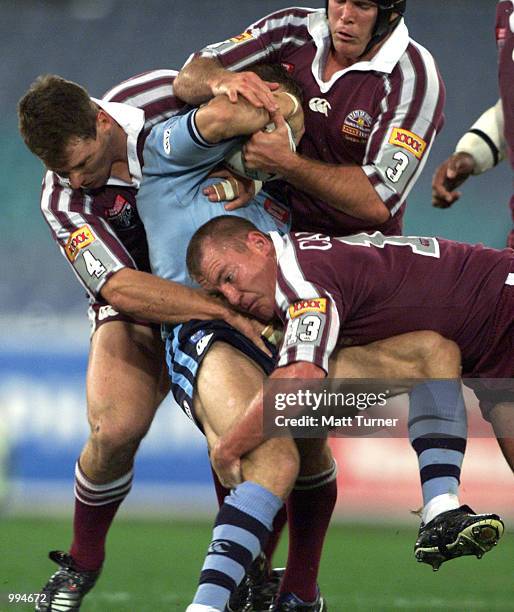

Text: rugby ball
xmin=224 ymin=120 xmax=296 ymax=182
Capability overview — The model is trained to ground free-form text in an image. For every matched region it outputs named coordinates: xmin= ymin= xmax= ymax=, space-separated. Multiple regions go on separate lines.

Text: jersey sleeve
xmin=40 ymin=171 xmax=137 ymax=298
xmin=193 ymin=8 xmax=315 ymax=71
xmin=362 ymin=42 xmax=446 ymax=217
xmin=148 ymin=108 xmax=243 ymax=171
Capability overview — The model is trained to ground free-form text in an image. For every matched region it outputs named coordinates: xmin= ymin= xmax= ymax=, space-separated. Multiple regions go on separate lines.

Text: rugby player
xmin=18 ymin=71 xmax=280 ymax=612
xmin=174 ymin=0 xmax=444 ymax=236
xmin=136 ymin=66 xmax=472 ymax=610
xmin=187 ymin=215 xmax=510 ymax=576
xmin=173 ymin=0 xmax=474 ymax=543
xmin=432 ymin=0 xmax=514 ymax=252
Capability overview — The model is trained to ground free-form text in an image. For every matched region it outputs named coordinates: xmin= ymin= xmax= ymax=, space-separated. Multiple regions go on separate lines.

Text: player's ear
xmin=247 ymin=230 xmax=271 ymax=254
xmin=96 ymin=109 xmax=113 ymax=133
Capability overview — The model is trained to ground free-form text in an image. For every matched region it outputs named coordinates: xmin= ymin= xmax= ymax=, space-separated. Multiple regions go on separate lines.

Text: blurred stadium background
xmin=1 ymin=1 xmax=513 ymax=609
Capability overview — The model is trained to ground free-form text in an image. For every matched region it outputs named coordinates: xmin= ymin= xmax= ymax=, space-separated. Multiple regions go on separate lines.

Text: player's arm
xmin=432 ymin=99 xmax=506 ymax=208
xmin=41 ymin=174 xmax=267 ymax=349
xmin=174 ymin=8 xmax=312 ymax=110
xmin=100 ymin=267 xmax=261 ymax=337
xmin=174 ymin=57 xmax=279 ymax=112
xmin=210 ymin=361 xmax=326 ymax=488
xmin=244 ymin=112 xmax=390 ymax=224
xmin=195 ymin=89 xmax=302 ymax=143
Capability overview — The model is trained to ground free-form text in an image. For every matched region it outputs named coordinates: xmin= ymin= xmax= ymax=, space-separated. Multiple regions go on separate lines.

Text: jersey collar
xmin=307 ymin=12 xmax=410 ymax=93
xmin=93 ymin=97 xmax=145 ymax=188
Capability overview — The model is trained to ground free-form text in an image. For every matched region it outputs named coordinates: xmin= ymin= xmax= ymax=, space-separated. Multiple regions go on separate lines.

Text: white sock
xmin=422 ymin=493 xmax=460 ymax=524
xmin=186 ymin=605 xmax=222 ymax=612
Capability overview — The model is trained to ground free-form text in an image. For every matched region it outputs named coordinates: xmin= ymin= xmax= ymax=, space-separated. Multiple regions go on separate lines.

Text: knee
xmin=415 ymin=332 xmax=461 ymax=377
xmin=87 ymin=404 xmax=152 ymax=459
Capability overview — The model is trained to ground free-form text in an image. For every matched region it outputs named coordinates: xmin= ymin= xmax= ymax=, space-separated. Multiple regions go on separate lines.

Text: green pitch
xmin=1 ymin=517 xmax=512 ymax=611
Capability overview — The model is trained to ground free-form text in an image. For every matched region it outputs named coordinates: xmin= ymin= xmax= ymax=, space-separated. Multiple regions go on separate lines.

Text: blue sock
xmin=408 ymin=381 xmax=467 ymax=509
xmin=193 ymin=481 xmax=283 ymax=609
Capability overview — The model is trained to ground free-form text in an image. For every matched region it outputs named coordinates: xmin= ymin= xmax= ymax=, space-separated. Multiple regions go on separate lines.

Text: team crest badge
xmin=341 ymin=110 xmax=372 ymax=143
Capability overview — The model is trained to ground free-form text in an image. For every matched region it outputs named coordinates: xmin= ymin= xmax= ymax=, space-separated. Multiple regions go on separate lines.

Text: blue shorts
xmin=165 ymin=319 xmax=276 ymax=431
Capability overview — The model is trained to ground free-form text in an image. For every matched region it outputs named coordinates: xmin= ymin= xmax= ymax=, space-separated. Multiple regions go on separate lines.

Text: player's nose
xmin=222 ymin=285 xmax=241 ymax=308
xmin=69 ymin=172 xmax=84 ymax=190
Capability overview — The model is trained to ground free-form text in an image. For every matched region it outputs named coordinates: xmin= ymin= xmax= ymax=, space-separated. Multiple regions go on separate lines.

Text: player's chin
xmin=252 ymin=302 xmax=274 ymax=323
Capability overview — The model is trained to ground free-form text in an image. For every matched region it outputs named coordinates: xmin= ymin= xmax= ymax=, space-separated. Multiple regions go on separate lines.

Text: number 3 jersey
xmin=270 ymin=231 xmax=514 ymax=377
xmin=197 ymin=7 xmax=445 ymax=235
xmin=39 ymin=70 xmax=184 ymax=301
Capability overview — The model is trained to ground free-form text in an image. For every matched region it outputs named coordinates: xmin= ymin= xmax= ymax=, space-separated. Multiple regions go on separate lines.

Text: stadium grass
xmin=1 ymin=517 xmax=512 ymax=611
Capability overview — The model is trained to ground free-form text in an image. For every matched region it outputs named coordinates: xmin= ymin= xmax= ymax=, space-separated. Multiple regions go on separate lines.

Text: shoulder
xmin=250 ymin=6 xmax=320 ymax=30
xmin=102 ymin=69 xmax=178 ymax=103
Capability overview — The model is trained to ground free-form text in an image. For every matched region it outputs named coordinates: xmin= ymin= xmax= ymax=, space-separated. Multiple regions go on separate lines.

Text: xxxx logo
xmin=388 ymin=128 xmax=426 ymax=159
xmin=65 ymin=226 xmax=95 ymax=261
xmin=289 ymin=298 xmax=327 ymax=319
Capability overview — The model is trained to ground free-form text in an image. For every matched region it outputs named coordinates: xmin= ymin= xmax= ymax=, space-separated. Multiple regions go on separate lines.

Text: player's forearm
xmin=101 ymin=267 xmax=234 ymax=324
xmin=455 ymin=99 xmax=506 ymax=174
xmin=281 ymin=155 xmax=390 ymax=224
xmin=199 ymin=92 xmax=299 ymax=143
xmin=174 ymin=57 xmax=225 ymax=104
xmin=218 ymin=361 xmax=326 ymax=460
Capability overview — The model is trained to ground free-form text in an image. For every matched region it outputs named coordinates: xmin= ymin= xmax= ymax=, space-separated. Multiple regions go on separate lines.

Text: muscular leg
xmin=329 ymin=331 xmax=469 ymax=521
xmin=71 ymin=321 xmax=168 ymax=571
xmin=188 ymin=342 xmax=299 ymax=611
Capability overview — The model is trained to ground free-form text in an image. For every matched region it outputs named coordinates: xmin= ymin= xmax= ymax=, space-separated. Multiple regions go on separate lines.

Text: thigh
xmin=87 ymin=320 xmax=168 ymax=434
xmin=328 ymin=331 xmax=458 ymax=380
xmin=194 ymin=341 xmax=265 ymax=449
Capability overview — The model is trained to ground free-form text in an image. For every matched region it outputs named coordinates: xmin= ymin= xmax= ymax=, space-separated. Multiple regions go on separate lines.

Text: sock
xmin=70 ymin=460 xmax=133 ymax=571
xmin=210 ymin=464 xmax=287 ymax=567
xmin=422 ymin=493 xmax=460 ymax=524
xmin=211 ymin=465 xmax=230 ymax=507
xmin=280 ymin=460 xmax=338 ymax=602
xmin=193 ymin=481 xmax=283 ymax=610
xmin=262 ymin=505 xmax=288 ymax=565
xmin=408 ymin=381 xmax=467 ymax=523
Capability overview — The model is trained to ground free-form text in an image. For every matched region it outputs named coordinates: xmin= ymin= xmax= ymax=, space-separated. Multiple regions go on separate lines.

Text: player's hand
xmin=203 ymin=169 xmax=256 ymax=210
xmin=431 ymin=152 xmax=475 ymax=208
xmin=210 ymin=438 xmax=243 ymax=489
xmin=227 ymin=312 xmax=272 ymax=356
xmin=211 ymin=70 xmax=279 ymax=113
xmin=244 ymin=110 xmax=296 ymax=176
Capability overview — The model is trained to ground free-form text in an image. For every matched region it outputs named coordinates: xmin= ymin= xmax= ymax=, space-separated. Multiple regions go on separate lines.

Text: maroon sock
xmin=69 ymin=461 xmax=133 ymax=572
xmin=211 ymin=465 xmax=230 ymax=507
xmin=262 ymin=504 xmax=288 ymax=564
xmin=280 ymin=462 xmax=338 ymax=602
xmin=210 ymin=465 xmax=287 ymax=566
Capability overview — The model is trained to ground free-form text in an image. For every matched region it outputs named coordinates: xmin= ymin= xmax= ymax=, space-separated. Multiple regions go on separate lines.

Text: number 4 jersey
xmin=270 ymin=231 xmax=514 ymax=378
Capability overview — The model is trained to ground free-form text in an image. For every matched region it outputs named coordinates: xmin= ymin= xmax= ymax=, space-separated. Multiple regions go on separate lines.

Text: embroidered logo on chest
xmin=308 ymin=97 xmax=331 ymax=116
xmin=341 ymin=110 xmax=373 ymax=143
xmin=106 ymin=194 xmax=135 ymax=228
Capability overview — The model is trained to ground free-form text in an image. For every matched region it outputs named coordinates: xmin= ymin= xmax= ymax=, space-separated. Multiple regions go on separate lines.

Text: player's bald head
xmin=187 ymin=216 xmax=262 ymax=281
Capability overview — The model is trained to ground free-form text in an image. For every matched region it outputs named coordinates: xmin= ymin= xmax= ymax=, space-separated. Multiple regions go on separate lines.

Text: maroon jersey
xmin=496 ymin=0 xmax=514 ymax=248
xmin=198 ymin=8 xmax=445 ymax=235
xmin=40 ymin=70 xmax=185 ymax=301
xmin=270 ymin=231 xmax=514 ymax=377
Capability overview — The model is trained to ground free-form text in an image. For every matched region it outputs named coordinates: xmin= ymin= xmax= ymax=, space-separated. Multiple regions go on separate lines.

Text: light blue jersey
xmin=137 ymin=107 xmax=291 ymax=286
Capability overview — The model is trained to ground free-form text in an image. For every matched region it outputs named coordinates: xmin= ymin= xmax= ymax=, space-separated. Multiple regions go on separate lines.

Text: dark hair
xmin=18 ymin=74 xmax=98 ymax=169
xmin=247 ymin=63 xmax=303 ymax=104
xmin=186 ymin=215 xmax=261 ymax=280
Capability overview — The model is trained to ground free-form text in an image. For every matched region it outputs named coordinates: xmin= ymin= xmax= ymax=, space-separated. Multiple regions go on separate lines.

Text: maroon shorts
xmin=464 ymin=272 xmax=514 ymax=420
xmin=88 ymin=300 xmax=157 ymax=335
